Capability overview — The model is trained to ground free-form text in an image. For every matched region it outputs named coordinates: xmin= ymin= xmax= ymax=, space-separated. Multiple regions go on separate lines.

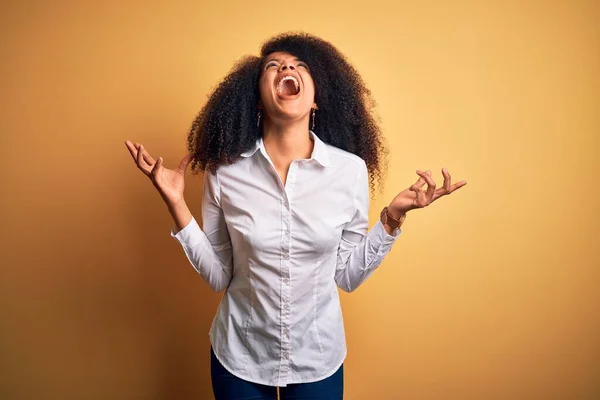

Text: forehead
xmin=264 ymin=51 xmax=298 ymax=61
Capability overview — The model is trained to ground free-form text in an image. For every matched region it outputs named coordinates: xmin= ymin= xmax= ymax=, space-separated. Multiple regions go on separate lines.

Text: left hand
xmin=387 ymin=168 xmax=467 ymax=218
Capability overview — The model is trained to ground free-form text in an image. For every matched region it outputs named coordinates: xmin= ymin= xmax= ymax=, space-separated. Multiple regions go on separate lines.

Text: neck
xmin=262 ymin=117 xmax=314 ymax=165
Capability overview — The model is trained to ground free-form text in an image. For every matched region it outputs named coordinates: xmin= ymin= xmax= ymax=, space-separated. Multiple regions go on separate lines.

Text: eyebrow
xmin=263 ymin=57 xmax=301 ymax=67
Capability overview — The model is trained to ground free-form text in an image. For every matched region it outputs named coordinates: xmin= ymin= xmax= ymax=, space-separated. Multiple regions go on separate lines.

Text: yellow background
xmin=1 ymin=0 xmax=598 ymax=399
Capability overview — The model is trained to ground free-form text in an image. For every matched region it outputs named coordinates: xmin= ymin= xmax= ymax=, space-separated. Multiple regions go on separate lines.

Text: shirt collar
xmin=240 ymin=130 xmax=331 ymax=167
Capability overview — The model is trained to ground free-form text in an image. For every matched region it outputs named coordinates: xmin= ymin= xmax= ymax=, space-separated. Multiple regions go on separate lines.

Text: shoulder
xmin=323 ymin=143 xmax=366 ymax=172
xmin=210 ymin=157 xmax=249 ymax=177
xmin=324 ymin=144 xmax=367 ymax=188
xmin=323 ymin=145 xmax=370 ymax=210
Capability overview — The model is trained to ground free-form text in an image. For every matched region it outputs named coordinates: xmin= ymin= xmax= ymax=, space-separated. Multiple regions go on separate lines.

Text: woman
xmin=125 ymin=32 xmax=466 ymax=400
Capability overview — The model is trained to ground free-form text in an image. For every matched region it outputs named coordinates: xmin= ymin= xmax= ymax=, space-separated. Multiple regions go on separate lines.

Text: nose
xmin=279 ymin=61 xmax=295 ymax=72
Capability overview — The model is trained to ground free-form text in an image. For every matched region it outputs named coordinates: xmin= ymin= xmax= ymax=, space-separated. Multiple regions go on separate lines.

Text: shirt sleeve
xmin=170 ymin=169 xmax=233 ymax=292
xmin=334 ymin=159 xmax=402 ymax=292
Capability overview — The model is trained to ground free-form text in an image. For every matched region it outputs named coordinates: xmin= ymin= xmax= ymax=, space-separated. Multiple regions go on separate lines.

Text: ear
xmin=312 ymin=103 xmax=318 ymax=110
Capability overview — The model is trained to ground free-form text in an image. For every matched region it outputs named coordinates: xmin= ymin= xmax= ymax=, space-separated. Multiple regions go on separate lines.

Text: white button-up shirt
xmin=170 ymin=130 xmax=401 ymax=387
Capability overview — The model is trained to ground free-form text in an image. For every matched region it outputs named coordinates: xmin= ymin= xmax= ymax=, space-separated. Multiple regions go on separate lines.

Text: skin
xmin=124 ymin=51 xmax=467 ymax=234
xmin=258 ymin=51 xmax=318 ymax=186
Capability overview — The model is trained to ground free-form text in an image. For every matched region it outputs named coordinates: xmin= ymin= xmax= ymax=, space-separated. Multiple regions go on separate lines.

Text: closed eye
xmin=264 ymin=60 xmax=310 ymax=71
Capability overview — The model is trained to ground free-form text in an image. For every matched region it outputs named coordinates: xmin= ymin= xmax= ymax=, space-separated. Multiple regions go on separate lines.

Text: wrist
xmin=167 ymin=199 xmax=192 ymax=233
xmin=387 ymin=204 xmax=407 ymax=220
xmin=380 ymin=206 xmax=406 ymax=235
xmin=167 ymin=198 xmax=187 ymax=212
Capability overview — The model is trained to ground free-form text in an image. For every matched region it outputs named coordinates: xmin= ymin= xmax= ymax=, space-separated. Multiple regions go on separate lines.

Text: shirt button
xmin=283 ymin=254 xmax=290 ymax=260
xmin=284 ymin=303 xmax=290 ymax=310
xmin=283 ymin=351 xmax=289 ymax=359
xmin=284 ymin=328 xmax=289 ymax=335
xmin=283 ymin=278 xmax=289 ymax=285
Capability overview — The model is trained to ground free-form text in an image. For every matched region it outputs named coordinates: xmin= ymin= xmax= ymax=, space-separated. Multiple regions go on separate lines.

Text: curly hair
xmin=186 ymin=31 xmax=388 ymax=196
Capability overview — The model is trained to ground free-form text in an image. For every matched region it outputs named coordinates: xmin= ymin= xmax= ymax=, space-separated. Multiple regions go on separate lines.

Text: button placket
xmin=279 ymin=277 xmax=292 ymax=381
xmin=279 ymin=161 xmax=299 ymax=385
xmin=280 ymin=190 xmax=293 ymax=382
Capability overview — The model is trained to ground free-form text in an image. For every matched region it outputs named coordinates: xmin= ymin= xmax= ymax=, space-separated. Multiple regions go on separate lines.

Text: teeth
xmin=277 ymin=75 xmax=299 ymax=95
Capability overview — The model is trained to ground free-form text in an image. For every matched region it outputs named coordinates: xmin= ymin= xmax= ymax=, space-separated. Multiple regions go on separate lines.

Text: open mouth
xmin=276 ymin=75 xmax=300 ymax=97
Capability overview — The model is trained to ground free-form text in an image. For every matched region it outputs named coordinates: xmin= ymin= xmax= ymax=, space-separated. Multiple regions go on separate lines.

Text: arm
xmin=334 ymin=160 xmax=402 ymax=293
xmin=167 ymin=199 xmax=193 ymax=232
xmin=170 ymin=169 xmax=233 ymax=292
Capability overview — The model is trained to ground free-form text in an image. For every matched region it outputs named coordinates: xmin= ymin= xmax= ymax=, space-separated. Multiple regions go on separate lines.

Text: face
xmin=258 ymin=51 xmax=317 ymax=125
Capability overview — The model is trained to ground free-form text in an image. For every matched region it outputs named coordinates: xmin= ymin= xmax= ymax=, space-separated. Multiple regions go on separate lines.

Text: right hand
xmin=124 ymin=140 xmax=193 ymax=207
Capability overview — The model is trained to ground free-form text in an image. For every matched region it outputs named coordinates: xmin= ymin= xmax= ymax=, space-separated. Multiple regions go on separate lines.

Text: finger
xmin=416 ymin=170 xmax=436 ymax=202
xmin=448 ymin=181 xmax=467 ymax=193
xmin=177 ymin=153 xmax=194 ymax=174
xmin=151 ymin=156 xmax=163 ymax=177
xmin=429 ymin=168 xmax=451 ymax=202
xmin=131 ymin=142 xmax=156 ymax=165
xmin=442 ymin=167 xmax=451 ymax=193
xmin=135 ymin=143 xmax=156 ymax=166
xmin=125 ymin=140 xmax=138 ymax=163
xmin=432 ymin=187 xmax=449 ymax=202
xmin=412 ymin=169 xmax=432 ymax=191
xmin=137 ymin=145 xmax=152 ymax=176
xmin=410 ymin=174 xmax=427 ymax=192
xmin=433 ymin=180 xmax=467 ymax=201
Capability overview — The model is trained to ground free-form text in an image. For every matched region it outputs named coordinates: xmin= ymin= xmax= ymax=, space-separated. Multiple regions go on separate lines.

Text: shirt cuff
xmin=370 ymin=219 xmax=402 ymax=245
xmin=170 ymin=216 xmax=203 ymax=246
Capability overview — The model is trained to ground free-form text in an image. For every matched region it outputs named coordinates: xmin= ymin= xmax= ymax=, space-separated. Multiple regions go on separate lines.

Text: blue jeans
xmin=211 ymin=347 xmax=344 ymax=399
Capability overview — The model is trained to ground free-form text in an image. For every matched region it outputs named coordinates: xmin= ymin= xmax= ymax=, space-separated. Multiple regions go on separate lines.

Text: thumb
xmin=178 ymin=153 xmax=194 ymax=173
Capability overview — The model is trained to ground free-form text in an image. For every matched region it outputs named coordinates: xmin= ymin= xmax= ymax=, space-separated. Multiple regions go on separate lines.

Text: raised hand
xmin=388 ymin=168 xmax=467 ymax=217
xmin=124 ymin=140 xmax=193 ymax=207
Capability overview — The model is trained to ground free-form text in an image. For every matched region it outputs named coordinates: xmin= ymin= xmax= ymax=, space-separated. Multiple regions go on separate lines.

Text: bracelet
xmin=380 ymin=206 xmax=406 ymax=229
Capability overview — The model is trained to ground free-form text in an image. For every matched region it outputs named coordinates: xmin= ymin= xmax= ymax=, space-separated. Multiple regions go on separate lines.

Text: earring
xmin=311 ymin=108 xmax=316 ymax=130
xmin=257 ymin=109 xmax=261 ymax=127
